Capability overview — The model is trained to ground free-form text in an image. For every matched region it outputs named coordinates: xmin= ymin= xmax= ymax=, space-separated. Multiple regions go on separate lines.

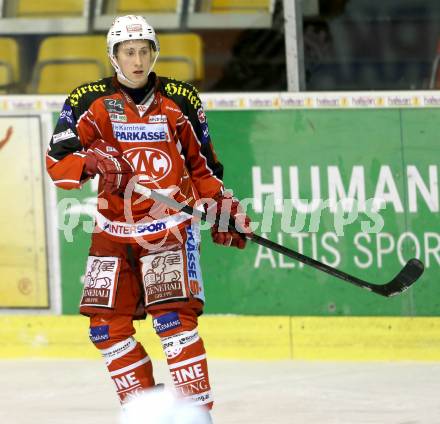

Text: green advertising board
xmin=56 ymin=108 xmax=440 ymax=316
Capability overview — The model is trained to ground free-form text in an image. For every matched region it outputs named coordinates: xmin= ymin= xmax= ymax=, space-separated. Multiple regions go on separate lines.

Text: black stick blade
xmin=373 ymin=258 xmax=425 ymax=297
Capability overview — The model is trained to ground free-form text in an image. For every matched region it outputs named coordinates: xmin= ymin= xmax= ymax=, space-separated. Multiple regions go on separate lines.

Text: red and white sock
xmin=99 ymin=337 xmax=155 ymax=402
xmin=160 ymin=329 xmax=213 ymax=409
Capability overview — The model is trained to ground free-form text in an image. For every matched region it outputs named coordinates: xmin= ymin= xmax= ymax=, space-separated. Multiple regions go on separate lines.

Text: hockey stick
xmin=133 ymin=183 xmax=424 ymax=297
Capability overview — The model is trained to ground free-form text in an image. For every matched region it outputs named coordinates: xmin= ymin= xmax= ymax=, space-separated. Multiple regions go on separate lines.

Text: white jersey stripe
xmin=54 ymin=179 xmax=80 ymax=184
xmin=94 ymin=210 xmax=191 ymax=238
xmin=109 ymin=356 xmax=151 ymax=377
xmin=99 ymin=337 xmax=138 ymax=365
xmin=168 ymin=354 xmax=206 ymax=370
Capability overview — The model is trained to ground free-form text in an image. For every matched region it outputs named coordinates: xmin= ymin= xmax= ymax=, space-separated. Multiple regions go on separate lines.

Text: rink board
xmin=1 ymin=315 xmax=440 ymax=361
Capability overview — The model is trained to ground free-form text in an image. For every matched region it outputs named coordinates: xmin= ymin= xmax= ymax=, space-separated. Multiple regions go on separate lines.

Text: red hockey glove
xmin=84 ymin=139 xmax=135 ymax=195
xmin=210 ymin=192 xmax=252 ymax=249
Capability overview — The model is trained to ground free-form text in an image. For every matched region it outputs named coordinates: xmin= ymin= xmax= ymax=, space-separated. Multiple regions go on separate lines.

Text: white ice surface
xmin=0 ymin=360 xmax=439 ymax=424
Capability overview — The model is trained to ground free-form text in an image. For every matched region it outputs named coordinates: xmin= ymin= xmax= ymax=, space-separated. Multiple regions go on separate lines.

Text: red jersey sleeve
xmin=46 ymin=80 xmax=109 ymax=189
xmin=177 ymin=111 xmax=224 ymax=199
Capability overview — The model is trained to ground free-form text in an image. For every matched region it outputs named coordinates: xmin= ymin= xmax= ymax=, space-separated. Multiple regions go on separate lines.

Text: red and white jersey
xmin=46 ymin=74 xmax=224 ymax=242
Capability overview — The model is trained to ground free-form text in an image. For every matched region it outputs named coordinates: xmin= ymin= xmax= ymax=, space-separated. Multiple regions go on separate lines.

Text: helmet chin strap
xmin=111 ymin=54 xmax=159 ymax=88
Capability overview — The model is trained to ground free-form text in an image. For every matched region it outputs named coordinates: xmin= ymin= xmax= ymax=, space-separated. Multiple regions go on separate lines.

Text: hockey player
xmin=46 ymin=15 xmax=251 ymax=412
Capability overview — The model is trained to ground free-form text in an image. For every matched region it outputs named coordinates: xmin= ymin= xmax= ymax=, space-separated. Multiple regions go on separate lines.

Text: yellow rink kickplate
xmin=1 ymin=315 xmax=440 ymax=361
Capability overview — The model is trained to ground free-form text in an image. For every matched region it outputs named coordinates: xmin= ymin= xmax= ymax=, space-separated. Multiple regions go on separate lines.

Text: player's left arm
xmin=176 ymin=89 xmax=224 ymax=199
xmin=176 ymin=88 xmax=252 ymax=248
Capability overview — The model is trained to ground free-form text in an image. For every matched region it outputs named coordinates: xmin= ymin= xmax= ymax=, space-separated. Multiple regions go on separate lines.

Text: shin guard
xmin=90 ymin=316 xmax=155 ymax=402
xmin=101 ymin=337 xmax=155 ymax=402
xmin=152 ymin=310 xmax=214 ymax=409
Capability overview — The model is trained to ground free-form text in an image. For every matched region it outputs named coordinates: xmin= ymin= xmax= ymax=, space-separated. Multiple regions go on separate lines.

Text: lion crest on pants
xmin=84 ymin=259 xmax=114 ymax=289
xmin=144 ymin=253 xmax=182 ymax=285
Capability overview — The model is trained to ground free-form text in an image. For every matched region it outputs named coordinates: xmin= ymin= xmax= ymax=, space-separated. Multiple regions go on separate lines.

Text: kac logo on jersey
xmin=137 ymin=104 xmax=149 ymax=117
xmin=112 ymin=123 xmax=170 ymax=143
xmin=124 ymin=147 xmax=172 ymax=182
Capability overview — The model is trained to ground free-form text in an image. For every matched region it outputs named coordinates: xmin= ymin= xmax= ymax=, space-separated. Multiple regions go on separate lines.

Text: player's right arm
xmin=46 ymin=87 xmax=102 ymax=190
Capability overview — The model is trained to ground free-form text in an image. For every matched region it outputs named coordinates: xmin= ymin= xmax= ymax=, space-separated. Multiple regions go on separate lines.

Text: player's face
xmin=116 ymin=40 xmax=152 ymax=87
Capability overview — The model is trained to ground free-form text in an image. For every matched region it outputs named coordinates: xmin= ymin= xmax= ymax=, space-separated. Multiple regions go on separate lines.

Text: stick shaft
xmin=137 ymin=185 xmax=359 ymax=278
xmin=133 ymin=183 xmax=422 ymax=296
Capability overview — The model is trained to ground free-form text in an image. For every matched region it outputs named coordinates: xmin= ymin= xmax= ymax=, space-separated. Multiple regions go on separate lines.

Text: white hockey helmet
xmin=107 ymin=15 xmax=160 ymax=85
